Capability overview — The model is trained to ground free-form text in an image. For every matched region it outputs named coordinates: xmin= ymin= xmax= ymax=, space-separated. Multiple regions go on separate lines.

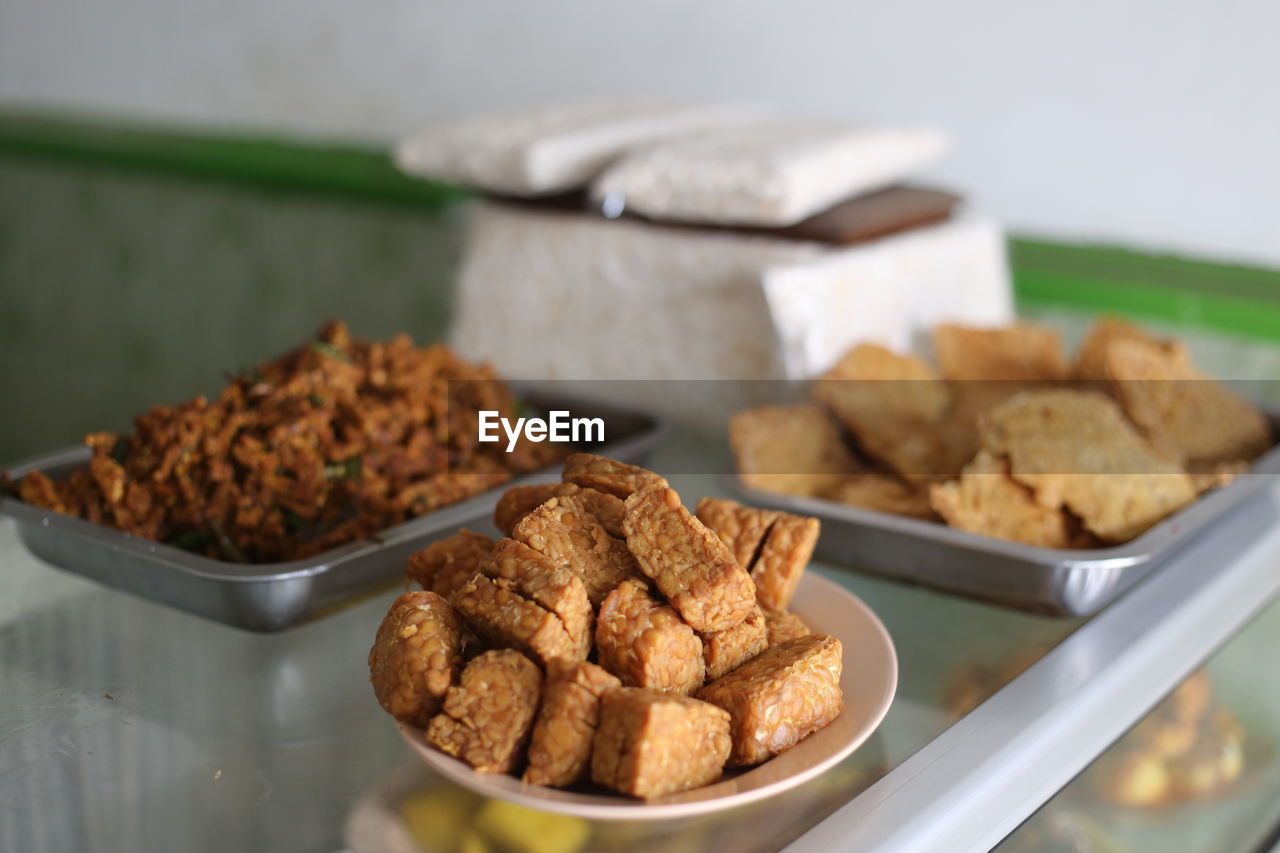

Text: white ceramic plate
xmin=397 ymin=571 xmax=897 ymax=819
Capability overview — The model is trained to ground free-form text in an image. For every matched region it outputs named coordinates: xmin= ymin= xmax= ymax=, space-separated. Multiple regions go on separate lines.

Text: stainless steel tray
xmin=1 ymin=392 xmax=667 ymax=631
xmin=722 ymin=438 xmax=1280 ymax=617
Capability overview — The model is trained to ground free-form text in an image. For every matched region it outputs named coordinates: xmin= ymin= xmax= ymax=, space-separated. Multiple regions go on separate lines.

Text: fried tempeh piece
xmin=697 ymin=634 xmax=843 ymax=767
xmin=701 ymin=604 xmax=769 ymax=681
xmin=981 ymin=390 xmax=1196 ymax=542
xmin=523 ymin=661 xmax=622 ymax=787
xmin=728 ymin=404 xmax=861 ymax=498
xmin=623 ymin=485 xmax=757 ymax=632
xmin=425 ymin=649 xmax=542 ymax=773
xmin=764 ymin=609 xmax=812 ymax=646
xmin=493 ymin=482 xmax=626 ymax=538
xmin=750 ymin=514 xmax=819 ymax=613
xmin=595 ymin=579 xmax=705 ymax=694
xmin=591 ymin=688 xmax=731 ymax=799
xmin=368 ymin=591 xmax=464 ymax=727
xmin=453 ymin=573 xmax=584 ymax=666
xmin=933 ymin=323 xmax=1068 ymax=381
xmin=562 ymin=453 xmax=668 ymax=499
xmin=480 ymin=537 xmax=593 ymax=659
xmin=513 ymin=494 xmax=640 ymax=607
xmin=929 ymin=450 xmax=1082 ymax=548
xmin=406 ymin=529 xmax=494 ymax=598
xmin=824 ymin=473 xmax=938 ymax=520
xmin=694 ymin=497 xmax=780 ymax=570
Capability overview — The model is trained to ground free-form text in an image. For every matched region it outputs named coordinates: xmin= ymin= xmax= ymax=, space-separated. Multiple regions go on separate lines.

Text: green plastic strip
xmin=1 ymin=106 xmax=1278 ymax=340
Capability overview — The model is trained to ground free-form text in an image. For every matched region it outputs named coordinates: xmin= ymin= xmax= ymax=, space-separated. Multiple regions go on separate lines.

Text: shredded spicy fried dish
xmin=3 ymin=322 xmax=563 ymax=562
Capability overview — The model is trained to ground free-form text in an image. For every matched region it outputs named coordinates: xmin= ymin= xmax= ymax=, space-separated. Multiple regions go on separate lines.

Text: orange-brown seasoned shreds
xmin=591 ymin=688 xmax=732 ymax=799
xmin=513 ymin=494 xmax=640 ymax=607
xmin=368 ymin=591 xmax=464 ymax=727
xmin=523 ymin=660 xmax=623 ymax=788
xmin=425 ymin=649 xmax=543 ymax=774
xmin=697 ymin=634 xmax=844 ymax=767
xmin=562 ymin=452 xmax=668 ymax=499
xmin=622 ymin=485 xmax=757 ymax=632
xmin=595 ymin=579 xmax=706 ymax=695
xmin=750 ymin=514 xmax=820 ymax=613
xmin=9 ymin=321 xmax=559 ymax=563
xmin=406 ymin=529 xmax=494 ymax=598
xmin=764 ymin=609 xmax=812 ymax=646
xmin=701 ymin=605 xmax=769 ymax=682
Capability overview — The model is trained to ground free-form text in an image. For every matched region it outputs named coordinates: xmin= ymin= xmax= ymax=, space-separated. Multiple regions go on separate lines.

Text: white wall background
xmin=2 ymin=0 xmax=1277 ymax=266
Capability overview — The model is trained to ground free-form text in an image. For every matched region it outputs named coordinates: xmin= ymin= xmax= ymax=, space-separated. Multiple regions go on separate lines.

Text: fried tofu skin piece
xmin=368 ymin=591 xmax=464 ymax=727
xmin=933 ymin=323 xmax=1068 ymax=381
xmin=595 ymin=579 xmax=705 ymax=695
xmin=701 ymin=605 xmax=769 ymax=681
xmin=623 ymin=485 xmax=756 ymax=632
xmin=523 ymin=661 xmax=622 ymax=787
xmin=406 ymin=529 xmax=494 ymax=598
xmin=562 ymin=453 xmax=668 ymax=499
xmin=697 ymin=635 xmax=843 ymax=767
xmin=493 ymin=482 xmax=626 ymax=538
xmin=929 ymin=450 xmax=1083 ymax=548
xmin=824 ymin=474 xmax=938 ymax=520
xmin=513 ymin=494 xmax=640 ymax=607
xmin=764 ymin=610 xmax=812 ymax=646
xmin=425 ymin=649 xmax=542 ymax=774
xmin=750 ymin=514 xmax=819 ymax=613
xmin=591 ymin=688 xmax=731 ymax=799
xmin=981 ymin=390 xmax=1195 ymax=542
xmin=728 ymin=404 xmax=861 ymax=498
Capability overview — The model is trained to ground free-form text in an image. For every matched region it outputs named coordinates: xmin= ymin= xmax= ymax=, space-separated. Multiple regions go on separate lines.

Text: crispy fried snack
xmin=479 ymin=537 xmax=593 ymax=660
xmin=426 ymin=649 xmax=542 ymax=773
xmin=824 ymin=474 xmax=938 ymax=520
xmin=493 ymin=483 xmax=626 ymax=538
xmin=764 ymin=610 xmax=812 ymax=646
xmin=453 ymin=572 xmax=585 ymax=667
xmin=981 ymin=390 xmax=1196 ymax=542
xmin=623 ymin=485 xmax=756 ymax=632
xmin=933 ymin=323 xmax=1068 ymax=381
xmin=368 ymin=591 xmax=464 ymax=726
xmin=513 ymin=494 xmax=640 ymax=607
xmin=728 ymin=405 xmax=861 ymax=498
xmin=562 ymin=453 xmax=667 ymax=499
xmin=697 ymin=634 xmax=843 ymax=767
xmin=9 ymin=321 xmax=558 ymax=562
xmin=694 ymin=497 xmax=780 ymax=570
xmin=750 ymin=514 xmax=819 ymax=613
xmin=929 ymin=451 xmax=1083 ymax=548
xmin=523 ymin=661 xmax=623 ymax=788
xmin=595 ymin=579 xmax=705 ymax=694
xmin=701 ymin=605 xmax=769 ymax=681
xmin=406 ymin=529 xmax=494 ymax=598
xmin=591 ymin=688 xmax=731 ymax=799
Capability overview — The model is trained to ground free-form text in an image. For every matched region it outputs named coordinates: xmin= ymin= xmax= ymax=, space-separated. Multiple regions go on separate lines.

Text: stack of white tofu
xmin=397 ymin=103 xmax=1011 ymax=425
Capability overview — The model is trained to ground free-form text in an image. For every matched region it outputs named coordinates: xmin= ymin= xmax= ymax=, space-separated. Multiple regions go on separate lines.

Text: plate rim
xmin=395 ymin=571 xmax=898 ymax=820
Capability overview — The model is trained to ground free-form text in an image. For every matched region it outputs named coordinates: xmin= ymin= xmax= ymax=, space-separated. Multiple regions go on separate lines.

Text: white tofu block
xmin=591 ymin=121 xmax=949 ymax=227
xmin=394 ymin=102 xmax=764 ymax=197
xmin=449 ymin=202 xmax=1010 ymax=427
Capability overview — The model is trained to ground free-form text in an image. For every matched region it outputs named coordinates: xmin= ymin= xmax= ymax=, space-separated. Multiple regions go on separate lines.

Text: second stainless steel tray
xmin=723 ymin=441 xmax=1280 ymax=617
xmin=1 ymin=392 xmax=667 ymax=632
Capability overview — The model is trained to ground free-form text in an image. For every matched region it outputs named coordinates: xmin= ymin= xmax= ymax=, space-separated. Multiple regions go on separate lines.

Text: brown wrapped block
xmin=728 ymin=405 xmax=861 ymax=498
xmin=596 ymin=579 xmax=705 ymax=694
xmin=493 ymin=482 xmax=626 ymax=538
xmin=405 ymin=529 xmax=494 ymax=599
xmin=453 ymin=573 xmax=582 ymax=666
xmin=764 ymin=609 xmax=812 ymax=646
xmin=562 ymin=453 xmax=668 ymax=499
xmin=426 ymin=649 xmax=542 ymax=774
xmin=750 ymin=514 xmax=819 ymax=613
xmin=698 ymin=635 xmax=843 ymax=767
xmin=513 ymin=494 xmax=640 ymax=607
xmin=694 ymin=497 xmax=780 ymax=570
xmin=479 ymin=537 xmax=594 ymax=660
xmin=933 ymin=323 xmax=1068 ymax=381
xmin=523 ymin=661 xmax=623 ymax=787
xmin=368 ymin=591 xmax=464 ymax=726
xmin=701 ymin=604 xmax=769 ymax=681
xmin=591 ymin=688 xmax=731 ymax=799
xmin=623 ymin=485 xmax=756 ymax=632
